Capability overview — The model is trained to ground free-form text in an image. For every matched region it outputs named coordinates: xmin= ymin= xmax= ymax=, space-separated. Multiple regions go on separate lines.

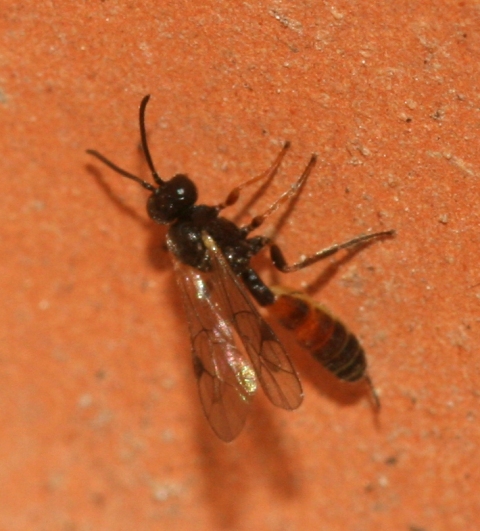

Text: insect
xmin=87 ymin=95 xmax=394 ymax=441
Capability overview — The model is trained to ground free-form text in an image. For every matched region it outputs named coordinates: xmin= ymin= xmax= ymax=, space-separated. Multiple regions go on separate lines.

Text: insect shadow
xmin=86 ymin=161 xmax=171 ymax=273
xmin=86 ymin=95 xmax=394 ymax=444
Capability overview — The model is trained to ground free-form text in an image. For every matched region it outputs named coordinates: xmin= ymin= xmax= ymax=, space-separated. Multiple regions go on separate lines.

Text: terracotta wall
xmin=2 ymin=2 xmax=479 ymax=529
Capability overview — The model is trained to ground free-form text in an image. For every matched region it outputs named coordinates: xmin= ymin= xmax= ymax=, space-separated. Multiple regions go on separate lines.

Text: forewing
xmin=169 ymin=248 xmax=256 ymax=442
xmin=202 ymin=234 xmax=303 ymax=410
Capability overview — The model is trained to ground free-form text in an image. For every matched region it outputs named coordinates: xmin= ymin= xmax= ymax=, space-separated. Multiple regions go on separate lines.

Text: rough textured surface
xmin=2 ymin=1 xmax=479 ymax=530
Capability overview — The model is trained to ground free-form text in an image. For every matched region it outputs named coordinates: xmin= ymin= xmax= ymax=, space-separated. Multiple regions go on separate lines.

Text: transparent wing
xmin=169 ymin=245 xmax=257 ymax=442
xmin=202 ymin=233 xmax=303 ymax=411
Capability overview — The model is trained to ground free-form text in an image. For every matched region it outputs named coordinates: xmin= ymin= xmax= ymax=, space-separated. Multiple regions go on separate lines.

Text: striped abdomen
xmin=268 ymin=286 xmax=367 ymax=382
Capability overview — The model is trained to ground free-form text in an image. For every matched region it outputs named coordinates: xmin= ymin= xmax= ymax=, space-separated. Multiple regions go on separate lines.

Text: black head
xmin=147 ymin=173 xmax=197 ymax=224
xmin=86 ymin=95 xmax=197 ymax=225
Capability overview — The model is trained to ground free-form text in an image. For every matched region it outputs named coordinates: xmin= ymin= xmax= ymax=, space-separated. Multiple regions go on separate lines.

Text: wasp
xmin=87 ymin=95 xmax=393 ymax=441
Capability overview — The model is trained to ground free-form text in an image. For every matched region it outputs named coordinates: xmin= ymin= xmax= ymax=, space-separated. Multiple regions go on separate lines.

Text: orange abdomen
xmin=269 ymin=287 xmax=367 ymax=382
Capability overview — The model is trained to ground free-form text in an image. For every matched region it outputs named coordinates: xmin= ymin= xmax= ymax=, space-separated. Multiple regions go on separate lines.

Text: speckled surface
xmin=2 ymin=2 xmax=480 ymax=530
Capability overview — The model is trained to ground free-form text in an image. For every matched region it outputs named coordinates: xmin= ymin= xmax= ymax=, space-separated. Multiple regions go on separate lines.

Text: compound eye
xmin=147 ymin=174 xmax=198 ymax=224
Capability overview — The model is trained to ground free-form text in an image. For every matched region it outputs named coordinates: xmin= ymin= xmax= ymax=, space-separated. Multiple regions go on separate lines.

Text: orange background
xmin=2 ymin=2 xmax=480 ymax=530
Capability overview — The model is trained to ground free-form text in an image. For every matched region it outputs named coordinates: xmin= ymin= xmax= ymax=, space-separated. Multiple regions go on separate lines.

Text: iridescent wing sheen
xmin=168 ymin=232 xmax=303 ymax=441
xmin=169 ymin=247 xmax=256 ymax=442
xmin=201 ymin=233 xmax=303 ymax=411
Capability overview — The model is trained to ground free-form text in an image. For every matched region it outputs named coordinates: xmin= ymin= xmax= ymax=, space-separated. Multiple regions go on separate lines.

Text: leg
xmin=270 ymin=230 xmax=395 ymax=273
xmin=242 ymin=153 xmax=317 ymax=233
xmin=216 ymin=142 xmax=291 ymax=211
xmin=365 ymin=373 xmax=381 ymax=410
